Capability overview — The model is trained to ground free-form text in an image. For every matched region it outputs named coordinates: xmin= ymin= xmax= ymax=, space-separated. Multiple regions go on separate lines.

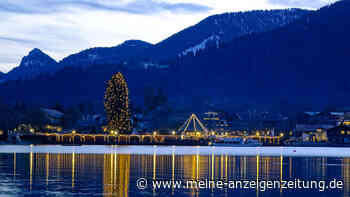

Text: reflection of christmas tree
xmin=104 ymin=72 xmax=131 ymax=133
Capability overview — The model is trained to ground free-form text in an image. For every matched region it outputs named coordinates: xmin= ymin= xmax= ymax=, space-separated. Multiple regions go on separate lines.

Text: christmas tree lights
xmin=104 ymin=72 xmax=131 ymax=134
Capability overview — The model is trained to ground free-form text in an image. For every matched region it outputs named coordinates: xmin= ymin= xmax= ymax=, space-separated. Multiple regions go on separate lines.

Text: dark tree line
xmin=0 ymin=101 xmax=48 ymax=132
xmin=0 ymin=99 xmax=100 ymax=132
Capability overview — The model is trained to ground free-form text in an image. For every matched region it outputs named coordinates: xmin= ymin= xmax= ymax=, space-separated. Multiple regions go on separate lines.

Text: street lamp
xmin=172 ymin=131 xmax=176 ymax=135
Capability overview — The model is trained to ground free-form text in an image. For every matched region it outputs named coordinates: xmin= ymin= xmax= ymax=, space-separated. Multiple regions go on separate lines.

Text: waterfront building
xmin=327 ymin=125 xmax=350 ymax=144
xmin=45 ymin=125 xmax=63 ymax=133
xmin=295 ymin=111 xmax=350 ymax=143
xmin=202 ymin=112 xmax=232 ymax=134
xmin=301 ymin=128 xmax=328 ymax=143
xmin=296 ymin=111 xmax=338 ymax=141
xmin=258 ymin=112 xmax=292 ymax=137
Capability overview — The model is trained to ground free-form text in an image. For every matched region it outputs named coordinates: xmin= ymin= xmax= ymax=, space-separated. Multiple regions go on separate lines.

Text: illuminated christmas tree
xmin=104 ymin=72 xmax=131 ymax=134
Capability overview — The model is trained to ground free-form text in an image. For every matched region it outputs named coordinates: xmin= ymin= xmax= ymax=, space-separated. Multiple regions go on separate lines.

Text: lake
xmin=0 ymin=145 xmax=349 ymax=197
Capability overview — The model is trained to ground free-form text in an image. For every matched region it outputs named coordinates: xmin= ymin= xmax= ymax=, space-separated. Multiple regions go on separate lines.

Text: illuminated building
xmin=202 ymin=112 xmax=231 ymax=134
xmin=295 ymin=112 xmax=334 ymax=142
xmin=327 ymin=125 xmax=350 ymax=144
xmin=45 ymin=125 xmax=63 ymax=133
xmin=14 ymin=124 xmax=36 ymax=134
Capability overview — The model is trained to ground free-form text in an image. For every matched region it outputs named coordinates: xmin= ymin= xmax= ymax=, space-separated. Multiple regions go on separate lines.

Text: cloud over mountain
xmin=0 ymin=0 xmax=212 ymax=15
xmin=267 ymin=0 xmax=338 ymax=9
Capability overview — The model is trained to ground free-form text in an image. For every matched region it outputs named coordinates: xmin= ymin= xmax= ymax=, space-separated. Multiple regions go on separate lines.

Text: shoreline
xmin=2 ymin=141 xmax=350 ymax=147
xmin=0 ymin=145 xmax=350 ymax=157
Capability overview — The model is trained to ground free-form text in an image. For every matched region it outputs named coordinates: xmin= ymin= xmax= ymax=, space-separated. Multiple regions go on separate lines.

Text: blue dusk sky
xmin=0 ymin=0 xmax=337 ymax=72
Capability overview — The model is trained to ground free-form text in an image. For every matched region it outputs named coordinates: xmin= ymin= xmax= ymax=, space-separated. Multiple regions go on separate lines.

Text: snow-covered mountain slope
xmin=154 ymin=9 xmax=311 ymax=59
xmin=179 ymin=35 xmax=220 ymax=57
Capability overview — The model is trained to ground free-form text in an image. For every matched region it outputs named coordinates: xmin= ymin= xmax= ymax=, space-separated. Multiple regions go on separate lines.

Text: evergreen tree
xmin=104 ymin=72 xmax=131 ymax=133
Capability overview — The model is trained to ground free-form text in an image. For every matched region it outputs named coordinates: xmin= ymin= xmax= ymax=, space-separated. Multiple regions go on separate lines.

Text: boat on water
xmin=212 ymin=137 xmax=262 ymax=147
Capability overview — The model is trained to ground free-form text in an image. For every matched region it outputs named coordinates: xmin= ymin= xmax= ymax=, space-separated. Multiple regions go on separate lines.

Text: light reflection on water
xmin=0 ymin=146 xmax=349 ymax=197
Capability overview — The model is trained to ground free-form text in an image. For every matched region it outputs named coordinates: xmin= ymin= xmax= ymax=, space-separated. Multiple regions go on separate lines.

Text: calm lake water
xmin=0 ymin=145 xmax=349 ymax=197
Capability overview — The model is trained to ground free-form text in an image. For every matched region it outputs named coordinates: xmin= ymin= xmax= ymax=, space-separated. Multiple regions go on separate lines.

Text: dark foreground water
xmin=0 ymin=146 xmax=349 ymax=197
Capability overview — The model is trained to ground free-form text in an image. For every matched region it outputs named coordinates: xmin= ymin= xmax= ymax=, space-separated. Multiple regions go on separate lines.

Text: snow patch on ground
xmin=179 ymin=35 xmax=220 ymax=57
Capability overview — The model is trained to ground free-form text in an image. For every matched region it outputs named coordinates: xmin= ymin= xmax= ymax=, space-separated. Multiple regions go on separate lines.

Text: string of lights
xmin=104 ymin=72 xmax=131 ymax=134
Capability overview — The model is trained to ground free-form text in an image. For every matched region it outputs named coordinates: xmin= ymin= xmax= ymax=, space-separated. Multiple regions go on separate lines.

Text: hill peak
xmin=28 ymin=48 xmax=44 ymax=55
xmin=121 ymin=40 xmax=153 ymax=47
xmin=4 ymin=49 xmax=59 ymax=81
xmin=20 ymin=48 xmax=57 ymax=68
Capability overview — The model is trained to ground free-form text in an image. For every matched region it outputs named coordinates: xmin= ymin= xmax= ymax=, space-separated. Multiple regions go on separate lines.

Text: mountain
xmin=173 ymin=0 xmax=350 ymax=109
xmin=35 ymin=9 xmax=310 ymax=69
xmin=152 ymin=9 xmax=311 ymax=60
xmin=2 ymin=2 xmax=348 ymax=110
xmin=5 ymin=48 xmax=59 ymax=81
xmin=60 ymin=40 xmax=153 ymax=68
xmin=59 ymin=9 xmax=310 ymax=67
xmin=2 ymin=9 xmax=309 ymax=83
